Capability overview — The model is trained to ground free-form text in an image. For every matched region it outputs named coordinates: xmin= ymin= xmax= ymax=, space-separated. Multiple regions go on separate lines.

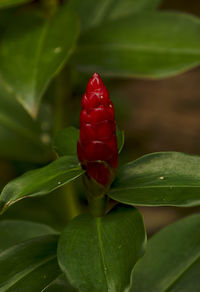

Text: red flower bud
xmin=77 ymin=73 xmax=118 ymax=187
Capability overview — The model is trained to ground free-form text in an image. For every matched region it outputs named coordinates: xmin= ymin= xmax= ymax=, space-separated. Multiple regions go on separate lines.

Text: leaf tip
xmin=0 ymin=200 xmax=7 ymax=215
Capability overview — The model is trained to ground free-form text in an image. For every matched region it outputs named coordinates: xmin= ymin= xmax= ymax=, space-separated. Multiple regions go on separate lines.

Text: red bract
xmin=77 ymin=73 xmax=118 ymax=186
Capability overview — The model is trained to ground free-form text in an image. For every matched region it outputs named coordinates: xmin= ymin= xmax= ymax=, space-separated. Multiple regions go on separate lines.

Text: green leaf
xmin=0 ymin=0 xmax=31 ymax=8
xmin=0 ymin=156 xmax=84 ymax=214
xmin=104 ymin=0 xmax=162 ymax=21
xmin=0 ymin=220 xmax=61 ymax=291
xmin=58 ymin=205 xmax=146 ymax=292
xmin=42 ymin=274 xmax=77 ymax=292
xmin=74 ymin=12 xmax=200 ymax=78
xmin=0 ymin=220 xmax=58 ymax=252
xmin=68 ymin=0 xmax=162 ymax=31
xmin=0 ymin=222 xmax=74 ymax=291
xmin=116 ymin=127 xmax=124 ymax=154
xmin=0 ymin=4 xmax=79 ymax=116
xmin=109 ymin=152 xmax=200 ymax=207
xmin=0 ymin=86 xmax=51 ymax=162
xmin=53 ymin=127 xmax=79 ymax=157
xmin=132 ymin=214 xmax=200 ymax=292
xmin=53 ymin=126 xmax=124 ymax=157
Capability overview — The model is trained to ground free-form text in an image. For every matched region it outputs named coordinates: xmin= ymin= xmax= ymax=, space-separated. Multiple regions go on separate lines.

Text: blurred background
xmin=0 ymin=0 xmax=200 ymax=237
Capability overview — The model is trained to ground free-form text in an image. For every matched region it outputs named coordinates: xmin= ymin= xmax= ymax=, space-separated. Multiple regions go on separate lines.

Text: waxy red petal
xmin=87 ymin=162 xmax=111 ymax=186
xmin=77 ymin=73 xmax=118 ymax=186
xmin=86 ymin=73 xmax=104 ymax=92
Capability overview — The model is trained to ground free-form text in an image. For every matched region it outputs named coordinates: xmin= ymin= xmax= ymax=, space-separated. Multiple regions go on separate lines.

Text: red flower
xmin=77 ymin=73 xmax=118 ymax=187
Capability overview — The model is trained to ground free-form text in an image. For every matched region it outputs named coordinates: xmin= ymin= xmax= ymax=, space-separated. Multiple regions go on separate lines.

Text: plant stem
xmin=61 ymin=183 xmax=81 ymax=221
xmin=54 ymin=69 xmax=82 ymax=221
xmin=87 ymin=195 xmax=108 ymax=217
xmin=82 ymin=174 xmax=109 ymax=217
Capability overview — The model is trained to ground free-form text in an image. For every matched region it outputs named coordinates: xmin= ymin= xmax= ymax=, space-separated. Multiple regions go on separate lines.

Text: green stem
xmin=87 ymin=195 xmax=108 ymax=217
xmin=61 ymin=183 xmax=81 ymax=221
xmin=82 ymin=174 xmax=108 ymax=217
xmin=54 ymin=69 xmax=82 ymax=221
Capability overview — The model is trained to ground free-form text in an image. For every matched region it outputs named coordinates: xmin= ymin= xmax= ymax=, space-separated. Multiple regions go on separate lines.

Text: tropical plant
xmin=0 ymin=0 xmax=199 ymax=291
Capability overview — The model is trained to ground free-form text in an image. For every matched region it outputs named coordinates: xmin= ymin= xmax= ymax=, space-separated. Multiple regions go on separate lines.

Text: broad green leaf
xmin=105 ymin=0 xmax=162 ymax=21
xmin=0 ymin=155 xmax=84 ymax=214
xmin=132 ymin=214 xmax=200 ymax=292
xmin=0 ymin=220 xmax=58 ymax=252
xmin=68 ymin=0 xmax=162 ymax=31
xmin=58 ymin=205 xmax=146 ymax=292
xmin=6 ymin=258 xmax=60 ymax=292
xmin=109 ymin=152 xmax=200 ymax=207
xmin=53 ymin=126 xmax=124 ymax=157
xmin=53 ymin=127 xmax=79 ymax=157
xmin=74 ymin=12 xmax=200 ymax=78
xmin=42 ymin=274 xmax=77 ymax=292
xmin=0 ymin=4 xmax=79 ymax=116
xmin=0 ymin=86 xmax=51 ymax=162
xmin=0 ymin=220 xmax=61 ymax=291
xmin=0 ymin=0 xmax=31 ymax=8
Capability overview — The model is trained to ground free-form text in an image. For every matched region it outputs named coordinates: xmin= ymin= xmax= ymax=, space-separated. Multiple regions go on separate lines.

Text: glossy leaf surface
xmin=0 ymin=220 xmax=58 ymax=252
xmin=58 ymin=205 xmax=146 ymax=292
xmin=132 ymin=214 xmax=200 ymax=292
xmin=0 ymin=4 xmax=79 ymax=116
xmin=0 ymin=220 xmax=61 ymax=291
xmin=42 ymin=274 xmax=76 ymax=292
xmin=68 ymin=0 xmax=162 ymax=31
xmin=109 ymin=152 xmax=200 ymax=207
xmin=0 ymin=156 xmax=84 ymax=214
xmin=74 ymin=12 xmax=200 ymax=78
xmin=0 ymin=86 xmax=50 ymax=162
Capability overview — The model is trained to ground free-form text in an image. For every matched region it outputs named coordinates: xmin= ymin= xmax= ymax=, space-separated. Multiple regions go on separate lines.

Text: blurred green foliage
xmin=0 ymin=1 xmax=200 ymax=291
xmin=0 ymin=0 xmax=199 ymax=228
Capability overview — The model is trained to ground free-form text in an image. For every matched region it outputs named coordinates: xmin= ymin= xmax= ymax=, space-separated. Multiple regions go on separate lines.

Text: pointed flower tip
xmin=86 ymin=72 xmax=104 ymax=92
xmin=92 ymin=72 xmax=100 ymax=78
